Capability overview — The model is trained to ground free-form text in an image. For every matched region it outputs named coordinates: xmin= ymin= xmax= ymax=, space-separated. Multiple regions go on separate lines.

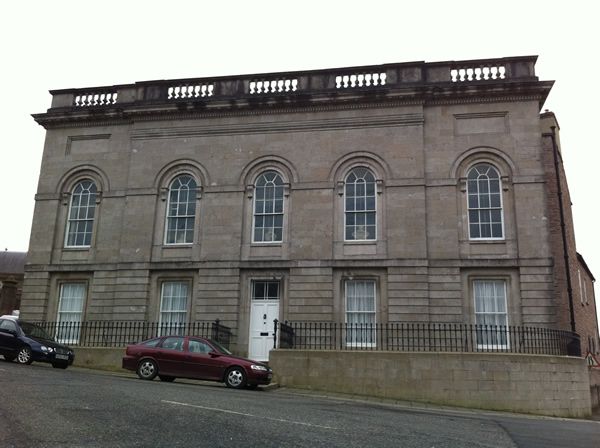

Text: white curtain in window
xmin=474 ymin=280 xmax=507 ymax=326
xmin=159 ymin=282 xmax=188 ymax=335
xmin=474 ymin=280 xmax=508 ymax=348
xmin=58 ymin=283 xmax=85 ymax=322
xmin=346 ymin=281 xmax=376 ymax=325
xmin=345 ymin=280 xmax=376 ymax=346
xmin=57 ymin=283 xmax=85 ymax=343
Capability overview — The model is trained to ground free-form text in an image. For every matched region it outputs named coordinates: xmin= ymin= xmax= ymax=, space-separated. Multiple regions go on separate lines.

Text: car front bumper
xmin=247 ymin=369 xmax=273 ymax=385
xmin=33 ymin=350 xmax=74 ymax=366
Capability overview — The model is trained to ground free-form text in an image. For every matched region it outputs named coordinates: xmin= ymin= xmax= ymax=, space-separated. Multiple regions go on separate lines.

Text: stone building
xmin=23 ymin=56 xmax=598 ymax=368
xmin=0 ymin=251 xmax=26 ymax=315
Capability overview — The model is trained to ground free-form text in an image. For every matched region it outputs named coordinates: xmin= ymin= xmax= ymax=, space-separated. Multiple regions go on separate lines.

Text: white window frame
xmin=252 ymin=172 xmax=285 ymax=243
xmin=159 ymin=281 xmax=189 ymax=335
xmin=345 ymin=280 xmax=376 ymax=347
xmin=57 ymin=283 xmax=85 ymax=344
xmin=344 ymin=168 xmax=377 ymax=241
xmin=467 ymin=164 xmax=504 ymax=240
xmin=252 ymin=280 xmax=281 ymax=300
xmin=65 ymin=180 xmax=97 ymax=248
xmin=473 ymin=280 xmax=509 ymax=349
xmin=165 ymin=175 xmax=197 ymax=245
xmin=578 ymin=270 xmax=583 ymax=303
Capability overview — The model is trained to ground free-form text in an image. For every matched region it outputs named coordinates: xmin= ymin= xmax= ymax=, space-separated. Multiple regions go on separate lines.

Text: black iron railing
xmin=34 ymin=320 xmax=232 ymax=348
xmin=274 ymin=319 xmax=294 ymax=349
xmin=273 ymin=322 xmax=581 ymax=357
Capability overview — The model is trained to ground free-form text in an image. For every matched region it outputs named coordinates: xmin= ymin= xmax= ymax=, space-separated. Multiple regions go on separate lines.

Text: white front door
xmin=248 ymin=300 xmax=279 ymax=361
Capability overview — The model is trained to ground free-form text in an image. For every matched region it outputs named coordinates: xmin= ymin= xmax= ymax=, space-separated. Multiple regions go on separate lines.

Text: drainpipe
xmin=550 ymin=126 xmax=576 ymax=333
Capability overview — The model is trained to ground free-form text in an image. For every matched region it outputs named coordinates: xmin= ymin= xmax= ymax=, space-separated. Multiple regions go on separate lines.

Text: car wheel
xmin=16 ymin=346 xmax=33 ymax=365
xmin=159 ymin=375 xmax=175 ymax=382
xmin=136 ymin=359 xmax=158 ymax=380
xmin=52 ymin=363 xmax=69 ymax=369
xmin=3 ymin=355 xmax=15 ymax=362
xmin=225 ymin=367 xmax=247 ymax=389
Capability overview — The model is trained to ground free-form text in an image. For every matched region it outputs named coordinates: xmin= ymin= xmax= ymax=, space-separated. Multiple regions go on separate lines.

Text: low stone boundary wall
xmin=73 ymin=347 xmax=129 ymax=372
xmin=269 ymin=349 xmax=591 ymax=418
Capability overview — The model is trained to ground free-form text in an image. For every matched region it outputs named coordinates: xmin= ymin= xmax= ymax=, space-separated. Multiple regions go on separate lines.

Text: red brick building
xmin=541 ymin=111 xmax=599 ymax=408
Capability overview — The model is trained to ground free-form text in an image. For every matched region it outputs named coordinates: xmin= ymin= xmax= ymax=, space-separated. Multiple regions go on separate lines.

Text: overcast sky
xmin=1 ymin=1 xmax=599 ymax=287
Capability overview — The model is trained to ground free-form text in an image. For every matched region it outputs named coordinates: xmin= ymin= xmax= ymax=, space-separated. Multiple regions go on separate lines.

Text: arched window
xmin=253 ymin=172 xmax=284 ymax=242
xmin=65 ymin=180 xmax=97 ymax=247
xmin=467 ymin=164 xmax=503 ymax=239
xmin=165 ymin=175 xmax=197 ymax=245
xmin=345 ymin=168 xmax=376 ymax=241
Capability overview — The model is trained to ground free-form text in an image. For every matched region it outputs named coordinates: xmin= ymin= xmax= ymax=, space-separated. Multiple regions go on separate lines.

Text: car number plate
xmin=268 ymin=374 xmax=273 ymax=379
xmin=55 ymin=354 xmax=69 ymax=360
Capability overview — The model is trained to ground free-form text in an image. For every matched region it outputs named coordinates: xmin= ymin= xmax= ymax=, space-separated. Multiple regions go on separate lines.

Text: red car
xmin=122 ymin=335 xmax=273 ymax=389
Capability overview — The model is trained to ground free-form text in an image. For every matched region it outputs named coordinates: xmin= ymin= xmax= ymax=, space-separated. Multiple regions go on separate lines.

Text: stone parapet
xmin=33 ymin=56 xmax=551 ymax=130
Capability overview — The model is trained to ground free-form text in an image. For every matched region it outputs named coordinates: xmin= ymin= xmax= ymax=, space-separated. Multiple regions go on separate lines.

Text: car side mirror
xmin=208 ymin=351 xmax=220 ymax=357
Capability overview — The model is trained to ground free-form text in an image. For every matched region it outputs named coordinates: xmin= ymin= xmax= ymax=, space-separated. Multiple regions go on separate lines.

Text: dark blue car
xmin=0 ymin=317 xmax=75 ymax=369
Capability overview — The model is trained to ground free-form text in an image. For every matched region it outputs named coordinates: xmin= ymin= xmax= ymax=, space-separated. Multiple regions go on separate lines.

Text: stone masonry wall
xmin=270 ymin=349 xmax=592 ymax=418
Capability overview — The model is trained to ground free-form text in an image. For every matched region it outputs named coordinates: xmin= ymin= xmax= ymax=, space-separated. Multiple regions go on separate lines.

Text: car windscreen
xmin=19 ymin=322 xmax=55 ymax=341
xmin=208 ymin=339 xmax=232 ymax=355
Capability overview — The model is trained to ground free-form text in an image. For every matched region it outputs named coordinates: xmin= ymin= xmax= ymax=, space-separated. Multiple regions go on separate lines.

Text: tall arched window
xmin=467 ymin=164 xmax=504 ymax=239
xmin=65 ymin=180 xmax=97 ymax=247
xmin=345 ymin=168 xmax=376 ymax=241
xmin=165 ymin=175 xmax=197 ymax=245
xmin=253 ymin=171 xmax=284 ymax=242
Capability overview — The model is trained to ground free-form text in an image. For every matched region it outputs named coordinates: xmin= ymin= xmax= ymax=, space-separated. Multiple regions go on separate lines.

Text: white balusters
xmin=74 ymin=92 xmax=118 ymax=107
xmin=249 ymin=78 xmax=298 ymax=94
xmin=69 ymin=59 xmax=518 ymax=108
xmin=167 ymin=83 xmax=214 ymax=99
xmin=451 ymin=65 xmax=506 ymax=82
xmin=335 ymin=72 xmax=386 ymax=89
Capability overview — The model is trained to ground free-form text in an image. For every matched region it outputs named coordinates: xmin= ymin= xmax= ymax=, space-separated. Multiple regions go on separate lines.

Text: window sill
xmin=468 ymin=239 xmax=505 ymax=244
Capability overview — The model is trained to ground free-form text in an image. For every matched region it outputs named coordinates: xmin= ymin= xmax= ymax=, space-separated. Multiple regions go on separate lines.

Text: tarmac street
xmin=1 ymin=361 xmax=599 ymax=448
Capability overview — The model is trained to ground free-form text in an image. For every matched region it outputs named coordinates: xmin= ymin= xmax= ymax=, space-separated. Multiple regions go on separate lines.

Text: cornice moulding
xmin=33 ymin=89 xmax=547 ymax=130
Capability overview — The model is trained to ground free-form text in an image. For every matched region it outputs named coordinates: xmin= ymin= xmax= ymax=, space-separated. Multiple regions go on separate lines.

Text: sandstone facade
xmin=23 ymin=56 xmax=597 ymax=362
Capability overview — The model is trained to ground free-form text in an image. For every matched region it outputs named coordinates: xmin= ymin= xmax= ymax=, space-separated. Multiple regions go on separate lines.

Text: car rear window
xmin=0 ymin=319 xmax=18 ymax=332
xmin=140 ymin=338 xmax=162 ymax=347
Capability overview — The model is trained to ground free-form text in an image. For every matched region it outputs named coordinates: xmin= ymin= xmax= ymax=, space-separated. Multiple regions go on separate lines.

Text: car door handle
xmin=157 ymin=351 xmax=164 ymax=354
